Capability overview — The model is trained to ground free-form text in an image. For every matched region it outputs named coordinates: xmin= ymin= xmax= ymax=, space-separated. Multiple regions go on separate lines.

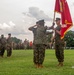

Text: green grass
xmin=0 ymin=49 xmax=74 ymax=75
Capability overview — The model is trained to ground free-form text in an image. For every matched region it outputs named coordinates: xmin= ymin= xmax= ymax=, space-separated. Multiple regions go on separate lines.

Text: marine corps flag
xmin=54 ymin=0 xmax=73 ymax=39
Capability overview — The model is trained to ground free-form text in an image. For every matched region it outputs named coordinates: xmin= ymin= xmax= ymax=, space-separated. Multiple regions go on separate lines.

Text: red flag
xmin=55 ymin=0 xmax=73 ymax=39
xmin=54 ymin=0 xmax=60 ymax=13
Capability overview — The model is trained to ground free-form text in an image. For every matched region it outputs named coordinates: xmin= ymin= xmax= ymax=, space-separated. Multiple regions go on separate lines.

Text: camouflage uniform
xmin=7 ymin=36 xmax=12 ymax=57
xmin=55 ymin=25 xmax=64 ymax=62
xmin=24 ymin=39 xmax=27 ymax=49
xmin=0 ymin=35 xmax=7 ymax=57
xmin=34 ymin=27 xmax=46 ymax=64
xmin=33 ymin=44 xmax=45 ymax=64
xmin=29 ymin=19 xmax=53 ymax=68
xmin=30 ymin=27 xmax=37 ymax=64
xmin=29 ymin=23 xmax=47 ymax=66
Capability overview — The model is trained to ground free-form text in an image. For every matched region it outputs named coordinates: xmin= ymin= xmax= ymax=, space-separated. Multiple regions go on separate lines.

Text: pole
xmin=52 ymin=0 xmax=56 ymax=26
xmin=52 ymin=11 xmax=56 ymax=26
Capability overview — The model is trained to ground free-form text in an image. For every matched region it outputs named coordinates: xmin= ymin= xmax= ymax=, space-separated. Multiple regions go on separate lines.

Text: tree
xmin=45 ymin=32 xmax=53 ymax=49
xmin=64 ymin=30 xmax=74 ymax=47
xmin=12 ymin=37 xmax=22 ymax=44
xmin=47 ymin=33 xmax=52 ymax=42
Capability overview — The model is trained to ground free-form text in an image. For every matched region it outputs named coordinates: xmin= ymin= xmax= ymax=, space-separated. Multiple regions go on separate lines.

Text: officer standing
xmin=29 ymin=21 xmax=39 ymax=68
xmin=29 ymin=20 xmax=53 ymax=68
xmin=51 ymin=18 xmax=65 ymax=66
xmin=7 ymin=33 xmax=13 ymax=57
xmin=0 ymin=35 xmax=7 ymax=57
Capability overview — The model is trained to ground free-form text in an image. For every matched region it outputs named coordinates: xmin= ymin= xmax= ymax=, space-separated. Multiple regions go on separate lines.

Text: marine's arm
xmin=51 ymin=36 xmax=55 ymax=42
xmin=47 ymin=23 xmax=55 ymax=30
xmin=55 ymin=30 xmax=61 ymax=35
xmin=28 ymin=25 xmax=37 ymax=31
xmin=53 ymin=28 xmax=61 ymax=35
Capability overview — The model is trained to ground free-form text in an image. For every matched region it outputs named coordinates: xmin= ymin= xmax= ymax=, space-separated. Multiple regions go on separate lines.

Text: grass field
xmin=0 ymin=49 xmax=74 ymax=75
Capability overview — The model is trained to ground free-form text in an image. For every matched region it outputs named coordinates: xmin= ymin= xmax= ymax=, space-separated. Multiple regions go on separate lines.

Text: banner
xmin=55 ymin=0 xmax=73 ymax=39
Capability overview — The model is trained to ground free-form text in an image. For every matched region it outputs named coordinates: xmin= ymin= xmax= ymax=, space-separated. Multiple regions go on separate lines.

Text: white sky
xmin=0 ymin=0 xmax=74 ymax=41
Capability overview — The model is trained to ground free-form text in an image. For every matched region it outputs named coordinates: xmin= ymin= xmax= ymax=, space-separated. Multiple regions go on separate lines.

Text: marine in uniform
xmin=7 ymin=33 xmax=13 ymax=57
xmin=0 ymin=35 xmax=7 ymax=57
xmin=52 ymin=18 xmax=65 ymax=66
xmin=29 ymin=20 xmax=53 ymax=68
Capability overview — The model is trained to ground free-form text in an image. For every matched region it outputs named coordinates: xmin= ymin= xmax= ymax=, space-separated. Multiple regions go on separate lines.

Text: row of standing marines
xmin=0 ymin=33 xmax=12 ymax=57
xmin=29 ymin=18 xmax=65 ymax=68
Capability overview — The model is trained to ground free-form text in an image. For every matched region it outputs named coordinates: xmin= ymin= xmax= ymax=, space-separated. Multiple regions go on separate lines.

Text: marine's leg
xmin=1 ymin=47 xmax=5 ymax=57
xmin=55 ymin=45 xmax=60 ymax=61
xmin=38 ymin=44 xmax=45 ymax=68
xmin=9 ymin=47 xmax=12 ymax=56
xmin=59 ymin=45 xmax=64 ymax=66
xmin=33 ymin=44 xmax=39 ymax=68
xmin=7 ymin=47 xmax=10 ymax=57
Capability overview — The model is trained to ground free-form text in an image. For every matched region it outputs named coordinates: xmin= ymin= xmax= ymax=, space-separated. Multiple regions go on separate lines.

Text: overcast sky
xmin=0 ymin=0 xmax=74 ymax=41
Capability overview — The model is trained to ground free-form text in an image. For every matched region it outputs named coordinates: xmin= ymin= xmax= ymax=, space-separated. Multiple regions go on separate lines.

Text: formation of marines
xmin=29 ymin=18 xmax=65 ymax=68
xmin=0 ymin=33 xmax=12 ymax=57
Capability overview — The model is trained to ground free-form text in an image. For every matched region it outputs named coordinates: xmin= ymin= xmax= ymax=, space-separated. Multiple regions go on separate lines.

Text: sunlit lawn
xmin=0 ymin=49 xmax=74 ymax=75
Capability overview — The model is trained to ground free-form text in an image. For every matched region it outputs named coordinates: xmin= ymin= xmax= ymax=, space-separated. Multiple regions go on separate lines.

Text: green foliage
xmin=12 ymin=37 xmax=22 ymax=43
xmin=46 ymin=33 xmax=52 ymax=42
xmin=0 ymin=50 xmax=74 ymax=75
xmin=64 ymin=30 xmax=74 ymax=47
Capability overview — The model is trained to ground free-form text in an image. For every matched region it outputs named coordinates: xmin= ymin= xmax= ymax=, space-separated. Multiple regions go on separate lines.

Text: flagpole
xmin=52 ymin=0 xmax=56 ymax=26
xmin=52 ymin=11 xmax=56 ymax=27
xmin=53 ymin=11 xmax=55 ymax=24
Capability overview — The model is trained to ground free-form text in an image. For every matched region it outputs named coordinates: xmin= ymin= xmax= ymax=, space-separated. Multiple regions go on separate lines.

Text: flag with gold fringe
xmin=54 ymin=0 xmax=73 ymax=39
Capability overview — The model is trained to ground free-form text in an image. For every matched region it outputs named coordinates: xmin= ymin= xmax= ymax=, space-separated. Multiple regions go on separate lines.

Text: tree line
xmin=12 ymin=30 xmax=74 ymax=50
